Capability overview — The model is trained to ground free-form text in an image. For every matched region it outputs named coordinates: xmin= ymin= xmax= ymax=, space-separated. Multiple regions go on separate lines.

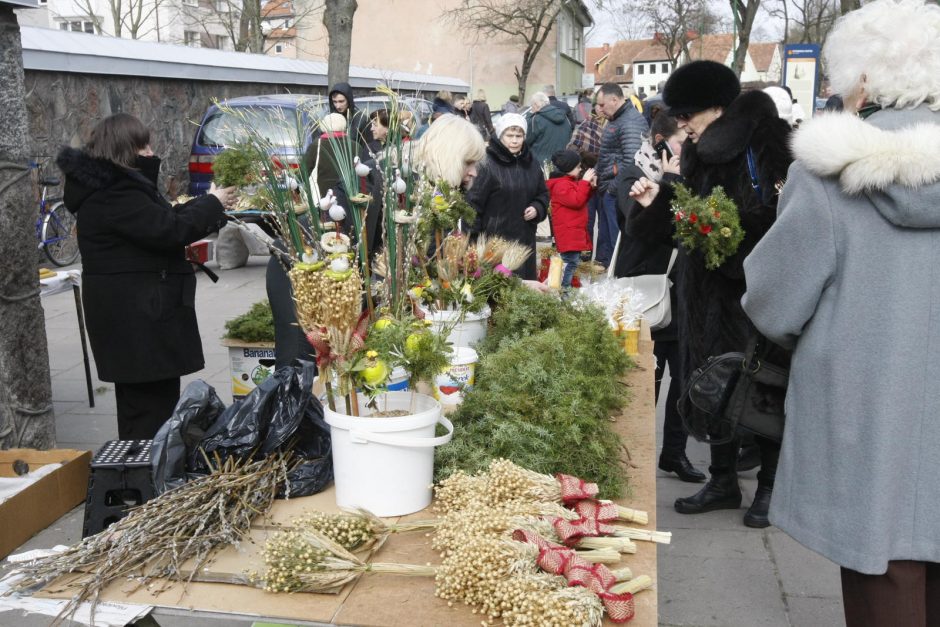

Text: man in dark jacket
xmin=527 ymin=91 xmax=573 ymax=166
xmin=328 ymin=81 xmax=371 ymax=146
xmin=594 ymin=82 xmax=649 ymax=268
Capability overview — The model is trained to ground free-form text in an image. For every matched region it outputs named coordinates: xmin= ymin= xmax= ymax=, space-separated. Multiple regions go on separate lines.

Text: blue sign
xmin=783 ymin=44 xmax=821 ymax=118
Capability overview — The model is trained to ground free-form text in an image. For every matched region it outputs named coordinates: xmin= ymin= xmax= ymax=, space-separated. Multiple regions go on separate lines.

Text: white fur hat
xmin=318 ymin=112 xmax=348 ymax=133
xmin=494 ymin=113 xmax=527 ymax=140
xmin=762 ymin=87 xmax=794 ymax=127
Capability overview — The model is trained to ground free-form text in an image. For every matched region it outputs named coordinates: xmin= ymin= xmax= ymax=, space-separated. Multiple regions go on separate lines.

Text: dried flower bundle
xmin=436 ymin=459 xmax=649 ymax=525
xmin=254 ymin=528 xmax=435 ymax=593
xmin=10 ymin=455 xmax=286 ymax=626
xmin=287 ymin=507 xmax=438 ymax=553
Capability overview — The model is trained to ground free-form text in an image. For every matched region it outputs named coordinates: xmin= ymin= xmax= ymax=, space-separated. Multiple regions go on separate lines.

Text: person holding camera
xmin=57 ymin=113 xmax=235 ymax=440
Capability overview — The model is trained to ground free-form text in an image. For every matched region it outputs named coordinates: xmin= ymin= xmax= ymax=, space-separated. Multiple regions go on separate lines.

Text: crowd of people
xmin=53 ymin=0 xmax=940 ymax=623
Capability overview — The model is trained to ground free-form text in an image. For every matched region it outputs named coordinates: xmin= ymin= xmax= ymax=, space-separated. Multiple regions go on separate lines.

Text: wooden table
xmin=42 ymin=330 xmax=660 ymax=626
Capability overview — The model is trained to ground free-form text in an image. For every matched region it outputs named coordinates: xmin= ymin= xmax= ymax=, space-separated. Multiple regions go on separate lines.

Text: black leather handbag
xmin=678 ymin=334 xmax=790 ymax=444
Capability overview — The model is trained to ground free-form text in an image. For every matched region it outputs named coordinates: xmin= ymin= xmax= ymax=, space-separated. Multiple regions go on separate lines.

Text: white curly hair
xmin=414 ymin=114 xmax=486 ymax=187
xmin=824 ymin=0 xmax=940 ymax=111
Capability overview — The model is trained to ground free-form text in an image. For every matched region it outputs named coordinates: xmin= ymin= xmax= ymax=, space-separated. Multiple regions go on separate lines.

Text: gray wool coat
xmin=742 ymin=105 xmax=940 ymax=575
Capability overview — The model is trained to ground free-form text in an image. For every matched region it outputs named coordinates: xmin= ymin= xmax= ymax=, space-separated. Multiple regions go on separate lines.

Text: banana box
xmin=221 ymin=339 xmax=276 ymax=400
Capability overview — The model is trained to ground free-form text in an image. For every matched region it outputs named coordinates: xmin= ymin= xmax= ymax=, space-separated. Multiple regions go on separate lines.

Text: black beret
xmin=551 ymin=149 xmax=581 ymax=174
xmin=663 ymin=61 xmax=741 ymax=116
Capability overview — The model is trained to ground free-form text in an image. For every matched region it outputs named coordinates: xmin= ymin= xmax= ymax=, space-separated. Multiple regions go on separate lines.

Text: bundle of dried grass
xmin=285 ymin=507 xmax=439 ymax=553
xmin=254 ymin=528 xmax=436 ymax=593
xmin=10 ymin=455 xmax=287 ymax=626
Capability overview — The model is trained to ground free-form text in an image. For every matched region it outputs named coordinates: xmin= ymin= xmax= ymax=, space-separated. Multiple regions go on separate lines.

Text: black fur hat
xmin=663 ymin=61 xmax=741 ymax=116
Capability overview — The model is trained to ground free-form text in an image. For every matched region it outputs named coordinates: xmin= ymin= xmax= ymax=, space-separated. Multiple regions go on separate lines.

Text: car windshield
xmin=198 ymin=106 xmax=308 ymax=148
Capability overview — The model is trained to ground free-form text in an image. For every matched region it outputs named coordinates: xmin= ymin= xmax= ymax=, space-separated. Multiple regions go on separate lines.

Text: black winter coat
xmin=627 ymin=90 xmax=793 ymax=387
xmin=466 ymin=138 xmax=549 ymax=280
xmin=57 ymin=148 xmax=225 ymax=383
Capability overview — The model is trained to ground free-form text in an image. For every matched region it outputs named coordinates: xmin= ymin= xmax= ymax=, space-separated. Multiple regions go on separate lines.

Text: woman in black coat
xmin=629 ymin=63 xmax=793 ymax=527
xmin=614 ymin=112 xmax=706 ymax=485
xmin=57 ymin=113 xmax=235 ymax=440
xmin=466 ymin=114 xmax=549 ymax=280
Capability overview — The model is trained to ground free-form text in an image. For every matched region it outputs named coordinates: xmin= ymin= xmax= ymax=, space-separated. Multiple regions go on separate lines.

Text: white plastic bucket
xmin=423 ymin=305 xmax=491 ymax=348
xmin=433 ymin=347 xmax=478 ymax=404
xmin=323 ymin=392 xmax=453 ymax=516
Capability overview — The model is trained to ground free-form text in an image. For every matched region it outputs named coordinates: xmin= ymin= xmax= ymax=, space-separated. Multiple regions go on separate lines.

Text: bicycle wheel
xmin=42 ymin=202 xmax=80 ymax=266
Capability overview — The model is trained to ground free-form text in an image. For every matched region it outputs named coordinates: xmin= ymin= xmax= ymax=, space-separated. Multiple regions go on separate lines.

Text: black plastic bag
xmin=151 ymin=361 xmax=332 ymax=498
xmin=151 ymin=380 xmax=227 ymax=493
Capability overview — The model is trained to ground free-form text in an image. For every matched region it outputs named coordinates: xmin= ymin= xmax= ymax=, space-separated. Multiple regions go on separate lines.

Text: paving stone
xmin=767 ymin=530 xmax=844 ymax=599
xmin=657 ymin=555 xmax=789 ymax=627
xmin=786 ymin=595 xmax=845 ymax=626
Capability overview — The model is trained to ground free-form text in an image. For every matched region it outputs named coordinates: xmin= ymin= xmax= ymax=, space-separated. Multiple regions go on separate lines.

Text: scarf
xmin=634 ymin=138 xmax=663 ymax=182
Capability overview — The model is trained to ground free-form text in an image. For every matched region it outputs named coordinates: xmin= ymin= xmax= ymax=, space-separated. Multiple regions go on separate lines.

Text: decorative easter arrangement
xmin=671 ymin=184 xmax=744 ymax=270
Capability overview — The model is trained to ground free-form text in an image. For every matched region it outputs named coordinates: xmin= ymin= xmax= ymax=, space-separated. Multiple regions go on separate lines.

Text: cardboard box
xmin=0 ymin=448 xmax=91 ymax=559
xmin=221 ymin=339 xmax=276 ymax=400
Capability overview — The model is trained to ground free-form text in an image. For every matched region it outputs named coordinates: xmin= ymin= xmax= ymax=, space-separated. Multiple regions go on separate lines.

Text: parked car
xmin=354 ymin=95 xmax=435 ymax=127
xmin=188 ymin=94 xmax=328 ymax=196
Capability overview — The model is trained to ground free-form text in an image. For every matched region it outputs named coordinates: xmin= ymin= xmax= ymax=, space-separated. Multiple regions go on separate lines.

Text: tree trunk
xmin=0 ymin=8 xmax=56 ymax=450
xmin=323 ymin=0 xmax=358 ymax=88
xmin=730 ymin=0 xmax=760 ymax=77
xmin=514 ymin=65 xmax=528 ymax=104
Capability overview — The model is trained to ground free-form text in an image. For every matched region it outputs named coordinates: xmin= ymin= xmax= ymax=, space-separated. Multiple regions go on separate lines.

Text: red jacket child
xmin=546 ymin=151 xmax=595 ymax=253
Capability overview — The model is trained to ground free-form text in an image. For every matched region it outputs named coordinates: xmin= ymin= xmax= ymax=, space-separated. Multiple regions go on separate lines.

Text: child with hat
xmin=546 ymin=149 xmax=597 ymax=290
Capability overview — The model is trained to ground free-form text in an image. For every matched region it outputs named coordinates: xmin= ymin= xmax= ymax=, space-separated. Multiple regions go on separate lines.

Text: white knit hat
xmin=494 ymin=113 xmax=527 ymax=140
xmin=762 ymin=87 xmax=794 ymax=127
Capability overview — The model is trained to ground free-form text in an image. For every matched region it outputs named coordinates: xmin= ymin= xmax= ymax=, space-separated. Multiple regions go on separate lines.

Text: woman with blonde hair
xmin=414 ymin=114 xmax=486 ymax=189
xmin=742 ymin=0 xmax=940 ymax=623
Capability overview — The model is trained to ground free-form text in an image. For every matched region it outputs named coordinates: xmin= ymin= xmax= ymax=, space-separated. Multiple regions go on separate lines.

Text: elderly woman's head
xmin=825 ymin=0 xmax=940 ymax=112
xmin=415 ymin=114 xmax=486 ymax=189
xmin=529 ymin=92 xmax=550 ymax=112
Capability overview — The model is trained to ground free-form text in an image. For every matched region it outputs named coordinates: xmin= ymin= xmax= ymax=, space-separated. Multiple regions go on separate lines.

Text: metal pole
xmin=72 ymin=284 xmax=95 ymax=408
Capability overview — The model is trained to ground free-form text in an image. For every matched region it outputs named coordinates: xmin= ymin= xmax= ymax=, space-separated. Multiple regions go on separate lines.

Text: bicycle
xmin=31 ymin=159 xmax=80 ymax=267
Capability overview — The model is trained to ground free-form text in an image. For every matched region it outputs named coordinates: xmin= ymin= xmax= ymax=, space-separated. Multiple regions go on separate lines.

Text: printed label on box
xmin=228 ymin=346 xmax=276 ymax=399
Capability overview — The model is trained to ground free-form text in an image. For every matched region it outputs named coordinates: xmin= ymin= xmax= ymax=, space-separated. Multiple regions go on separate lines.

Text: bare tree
xmin=444 ymin=0 xmax=565 ymax=103
xmin=762 ymin=0 xmax=839 ymax=44
xmin=70 ymin=0 xmax=167 ymax=38
xmin=604 ymin=0 xmax=718 ymax=67
xmin=730 ymin=0 xmax=761 ymax=76
xmin=0 ymin=6 xmax=56 ymax=449
xmin=323 ymin=0 xmax=356 ymax=87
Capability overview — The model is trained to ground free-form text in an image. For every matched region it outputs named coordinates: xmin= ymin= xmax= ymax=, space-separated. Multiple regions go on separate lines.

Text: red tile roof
xmin=748 ymin=42 xmax=779 ymax=72
xmin=262 ymin=0 xmax=293 ymax=19
xmin=686 ymin=33 xmax=735 ymax=64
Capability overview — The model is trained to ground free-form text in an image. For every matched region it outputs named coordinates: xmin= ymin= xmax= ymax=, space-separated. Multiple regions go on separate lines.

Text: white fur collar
xmin=792 ymin=113 xmax=940 ymax=194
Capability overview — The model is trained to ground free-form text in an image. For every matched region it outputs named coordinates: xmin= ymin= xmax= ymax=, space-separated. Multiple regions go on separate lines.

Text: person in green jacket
xmin=526 ymin=92 xmax=572 ymax=167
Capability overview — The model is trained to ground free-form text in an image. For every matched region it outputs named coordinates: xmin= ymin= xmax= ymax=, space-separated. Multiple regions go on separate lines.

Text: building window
xmin=214 ymin=0 xmax=229 ymax=12
xmin=184 ymin=31 xmax=201 ymax=47
xmin=39 ymin=0 xmax=48 ymax=4
xmin=182 ymin=0 xmax=198 ymax=6
xmin=60 ymin=20 xmax=95 ymax=32
xmin=215 ymin=35 xmax=229 ymax=50
xmin=274 ymin=44 xmax=283 ymax=54
xmin=662 ymin=63 xmax=669 ymax=73
xmin=637 ymin=65 xmax=645 ymax=75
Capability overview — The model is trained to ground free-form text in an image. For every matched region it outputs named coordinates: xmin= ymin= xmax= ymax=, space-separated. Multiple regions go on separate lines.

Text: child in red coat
xmin=547 ymin=150 xmax=596 ymax=290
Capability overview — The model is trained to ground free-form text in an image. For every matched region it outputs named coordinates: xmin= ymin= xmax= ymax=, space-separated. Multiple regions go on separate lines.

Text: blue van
xmin=187 ymin=94 xmax=329 ymax=196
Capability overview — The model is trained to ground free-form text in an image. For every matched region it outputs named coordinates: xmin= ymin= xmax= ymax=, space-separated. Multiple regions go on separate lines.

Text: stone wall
xmin=23 ymin=71 xmax=385 ymax=196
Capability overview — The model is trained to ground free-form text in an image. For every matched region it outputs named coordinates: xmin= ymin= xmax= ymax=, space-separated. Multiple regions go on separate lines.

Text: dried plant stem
xmin=609 ymin=574 xmax=653 ymax=595
xmin=10 ymin=455 xmax=286 ymax=626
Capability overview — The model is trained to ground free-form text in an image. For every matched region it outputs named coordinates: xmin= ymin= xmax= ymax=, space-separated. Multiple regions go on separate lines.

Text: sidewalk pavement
xmin=5 ymin=256 xmax=844 ymax=626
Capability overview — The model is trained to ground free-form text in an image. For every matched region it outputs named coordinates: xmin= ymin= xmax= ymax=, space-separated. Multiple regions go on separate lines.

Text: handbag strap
xmin=666 ymin=248 xmax=678 ymax=276
xmin=607 ymin=231 xmax=622 ymax=280
xmin=746 ymin=147 xmax=763 ymax=200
